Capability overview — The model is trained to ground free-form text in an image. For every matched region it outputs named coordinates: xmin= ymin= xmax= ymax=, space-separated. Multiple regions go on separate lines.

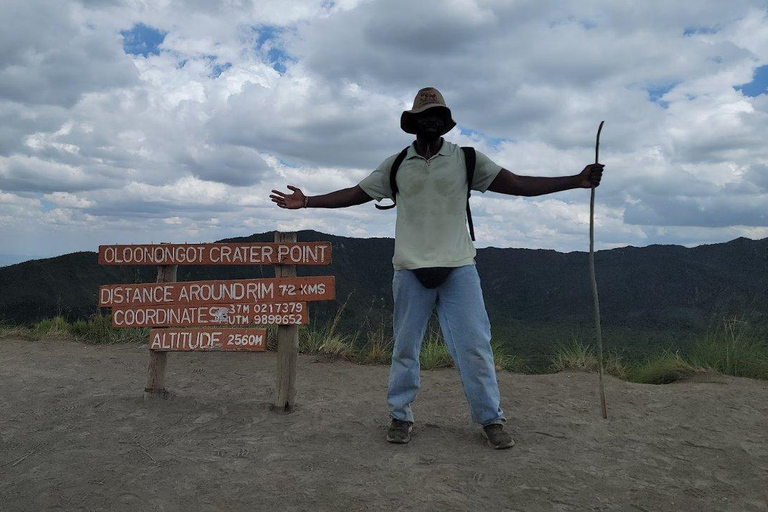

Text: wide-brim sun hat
xmin=400 ymin=87 xmax=457 ymax=135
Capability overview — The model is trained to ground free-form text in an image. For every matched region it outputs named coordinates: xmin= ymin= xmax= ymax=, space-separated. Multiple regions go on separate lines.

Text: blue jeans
xmin=388 ymin=264 xmax=505 ymax=426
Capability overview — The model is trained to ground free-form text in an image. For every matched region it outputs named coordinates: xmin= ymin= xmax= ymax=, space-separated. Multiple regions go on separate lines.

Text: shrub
xmin=688 ymin=317 xmax=768 ymax=380
xmin=625 ymin=350 xmax=701 ymax=384
xmin=604 ymin=351 xmax=628 ymax=380
xmin=356 ymin=324 xmax=393 ymax=365
xmin=33 ymin=315 xmax=71 ymax=339
xmin=298 ymin=301 xmax=354 ymax=358
xmin=0 ymin=322 xmax=36 ymax=340
xmin=490 ymin=340 xmax=527 ymax=373
xmin=550 ymin=336 xmax=626 ymax=378
xmin=76 ymin=313 xmax=147 ymax=344
xmin=29 ymin=313 xmax=148 ymax=344
xmin=551 ymin=338 xmax=598 ymax=372
xmin=419 ymin=327 xmax=453 ymax=370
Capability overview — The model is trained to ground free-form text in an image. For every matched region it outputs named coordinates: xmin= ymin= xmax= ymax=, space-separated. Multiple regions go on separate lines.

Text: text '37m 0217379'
xmin=271 ymin=87 xmax=603 ymax=450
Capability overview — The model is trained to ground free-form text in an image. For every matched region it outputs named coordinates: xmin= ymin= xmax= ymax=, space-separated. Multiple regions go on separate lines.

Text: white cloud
xmin=0 ymin=1 xmax=138 ymax=107
xmin=1 ymin=0 xmax=767 ymax=258
xmin=44 ymin=191 xmax=94 ymax=209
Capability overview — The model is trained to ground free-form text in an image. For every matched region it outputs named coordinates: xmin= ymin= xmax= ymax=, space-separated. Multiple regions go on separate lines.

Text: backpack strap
xmin=461 ymin=146 xmax=477 ymax=241
xmin=374 ymin=147 xmax=409 ymax=210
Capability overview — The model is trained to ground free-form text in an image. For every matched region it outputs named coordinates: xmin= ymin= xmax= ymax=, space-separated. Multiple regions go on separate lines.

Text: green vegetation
xmin=419 ymin=327 xmax=453 ymax=370
xmin=688 ymin=317 xmax=768 ymax=380
xmin=1 ymin=314 xmax=147 ymax=343
xmin=548 ymin=317 xmax=768 ymax=383
xmin=354 ymin=324 xmax=393 ymax=365
xmin=551 ymin=338 xmax=598 ymax=373
xmin=298 ymin=302 xmax=355 ymax=359
xmin=550 ymin=338 xmax=627 ymax=379
xmin=625 ymin=351 xmax=699 ymax=384
xmin=491 ymin=339 xmax=528 ymax=373
xmin=3 ymin=314 xmax=766 ymax=383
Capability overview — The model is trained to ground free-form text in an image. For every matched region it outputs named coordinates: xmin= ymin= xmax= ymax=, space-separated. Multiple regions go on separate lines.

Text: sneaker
xmin=386 ymin=419 xmax=413 ymax=444
xmin=482 ymin=424 xmax=515 ymax=449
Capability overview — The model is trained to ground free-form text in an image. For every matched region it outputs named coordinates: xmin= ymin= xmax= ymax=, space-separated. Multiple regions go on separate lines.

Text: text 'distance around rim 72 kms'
xmin=99 ymin=276 xmax=335 ymax=307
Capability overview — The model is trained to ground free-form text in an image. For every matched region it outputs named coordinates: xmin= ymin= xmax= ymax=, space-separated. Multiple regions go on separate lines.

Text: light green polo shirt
xmin=359 ymin=139 xmax=502 ymax=270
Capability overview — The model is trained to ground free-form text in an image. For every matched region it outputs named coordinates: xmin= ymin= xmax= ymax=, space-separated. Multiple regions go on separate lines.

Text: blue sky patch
xmin=278 ymin=158 xmax=300 ymax=169
xmin=735 ymin=65 xmax=768 ymax=97
xmin=252 ymin=25 xmax=294 ymax=73
xmin=210 ymin=62 xmax=232 ymax=78
xmin=647 ymin=84 xmax=675 ymax=102
xmin=459 ymin=128 xmax=509 ymax=148
xmin=121 ymin=23 xmax=167 ymax=57
xmin=549 ymin=16 xmax=596 ymax=30
xmin=646 ymin=82 xmax=679 ymax=108
xmin=39 ymin=195 xmax=55 ymax=213
xmin=268 ymin=50 xmax=294 ymax=74
xmin=197 ymin=55 xmax=232 ymax=78
xmin=255 ymin=25 xmax=281 ymax=48
xmin=683 ymin=26 xmax=720 ymax=36
xmin=175 ymin=55 xmax=231 ymax=78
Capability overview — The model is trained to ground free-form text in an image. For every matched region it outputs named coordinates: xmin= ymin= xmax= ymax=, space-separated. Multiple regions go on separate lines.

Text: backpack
xmin=375 ymin=146 xmax=477 ymax=241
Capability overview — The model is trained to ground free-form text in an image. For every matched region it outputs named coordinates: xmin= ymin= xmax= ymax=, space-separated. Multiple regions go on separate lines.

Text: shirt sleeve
xmin=470 ymin=150 xmax=503 ymax=192
xmin=358 ymin=154 xmax=397 ymax=201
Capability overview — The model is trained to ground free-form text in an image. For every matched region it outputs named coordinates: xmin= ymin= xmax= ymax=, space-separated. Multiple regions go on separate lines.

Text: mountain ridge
xmin=1 ymin=231 xmax=765 ymax=369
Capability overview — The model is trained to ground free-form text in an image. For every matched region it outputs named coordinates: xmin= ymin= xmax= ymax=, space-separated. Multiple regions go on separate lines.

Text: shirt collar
xmin=406 ymin=138 xmax=455 ymax=160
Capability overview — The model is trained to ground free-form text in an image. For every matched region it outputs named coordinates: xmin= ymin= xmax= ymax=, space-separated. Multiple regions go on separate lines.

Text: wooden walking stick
xmin=590 ymin=121 xmax=608 ymax=419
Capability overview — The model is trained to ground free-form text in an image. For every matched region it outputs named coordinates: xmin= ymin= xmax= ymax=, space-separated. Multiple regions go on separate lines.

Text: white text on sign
xmin=148 ymin=328 xmax=267 ymax=352
xmin=99 ymin=242 xmax=331 ymax=266
xmin=112 ymin=303 xmax=308 ymax=327
xmin=99 ymin=276 xmax=334 ymax=307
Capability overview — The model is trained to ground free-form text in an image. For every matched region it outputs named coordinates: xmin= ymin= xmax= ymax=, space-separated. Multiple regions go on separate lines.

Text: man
xmin=270 ymin=87 xmax=603 ymax=449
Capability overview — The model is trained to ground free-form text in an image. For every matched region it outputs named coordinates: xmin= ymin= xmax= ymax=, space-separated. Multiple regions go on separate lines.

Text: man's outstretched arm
xmin=487 ymin=164 xmax=604 ymax=196
xmin=270 ymin=185 xmax=373 ymax=209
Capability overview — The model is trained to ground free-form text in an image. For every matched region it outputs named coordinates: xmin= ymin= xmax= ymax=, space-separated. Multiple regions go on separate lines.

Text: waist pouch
xmin=411 ymin=267 xmax=454 ymax=289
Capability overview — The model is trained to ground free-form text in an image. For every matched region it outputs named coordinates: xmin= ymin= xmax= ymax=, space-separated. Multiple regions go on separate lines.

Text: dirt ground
xmin=1 ymin=338 xmax=767 ymax=512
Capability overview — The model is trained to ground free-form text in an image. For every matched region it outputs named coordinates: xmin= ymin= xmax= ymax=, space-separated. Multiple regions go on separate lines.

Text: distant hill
xmin=0 ymin=254 xmax=41 ymax=267
xmin=1 ymin=232 xmax=766 ymax=368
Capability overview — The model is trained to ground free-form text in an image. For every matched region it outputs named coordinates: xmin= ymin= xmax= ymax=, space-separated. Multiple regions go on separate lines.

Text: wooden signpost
xmin=98 ymin=233 xmax=335 ymax=412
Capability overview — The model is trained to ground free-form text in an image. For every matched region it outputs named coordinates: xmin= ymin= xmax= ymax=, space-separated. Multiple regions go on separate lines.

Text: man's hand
xmin=579 ymin=163 xmax=604 ymax=188
xmin=270 ymin=185 xmax=306 ymax=209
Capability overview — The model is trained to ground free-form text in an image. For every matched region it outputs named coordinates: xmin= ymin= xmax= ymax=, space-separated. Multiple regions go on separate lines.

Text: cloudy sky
xmin=1 ymin=0 xmax=767 ymax=263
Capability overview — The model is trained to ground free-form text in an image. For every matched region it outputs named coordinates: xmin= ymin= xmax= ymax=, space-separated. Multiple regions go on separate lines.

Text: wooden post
xmin=144 ymin=258 xmax=177 ymax=401
xmin=273 ymin=231 xmax=299 ymax=412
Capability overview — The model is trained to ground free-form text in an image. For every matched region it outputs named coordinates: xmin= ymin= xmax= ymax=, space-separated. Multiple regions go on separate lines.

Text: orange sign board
xmin=149 ymin=328 xmax=267 ymax=352
xmin=99 ymin=276 xmax=334 ymax=307
xmin=99 ymin=242 xmax=331 ymax=266
xmin=113 ymin=302 xmax=308 ymax=328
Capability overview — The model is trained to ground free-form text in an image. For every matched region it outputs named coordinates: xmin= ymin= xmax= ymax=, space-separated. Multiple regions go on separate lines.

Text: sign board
xmin=113 ymin=302 xmax=308 ymax=328
xmin=99 ymin=242 xmax=332 ymax=266
xmin=149 ymin=328 xmax=267 ymax=352
xmin=99 ymin=276 xmax=334 ymax=307
xmin=99 ymin=233 xmax=335 ymax=405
